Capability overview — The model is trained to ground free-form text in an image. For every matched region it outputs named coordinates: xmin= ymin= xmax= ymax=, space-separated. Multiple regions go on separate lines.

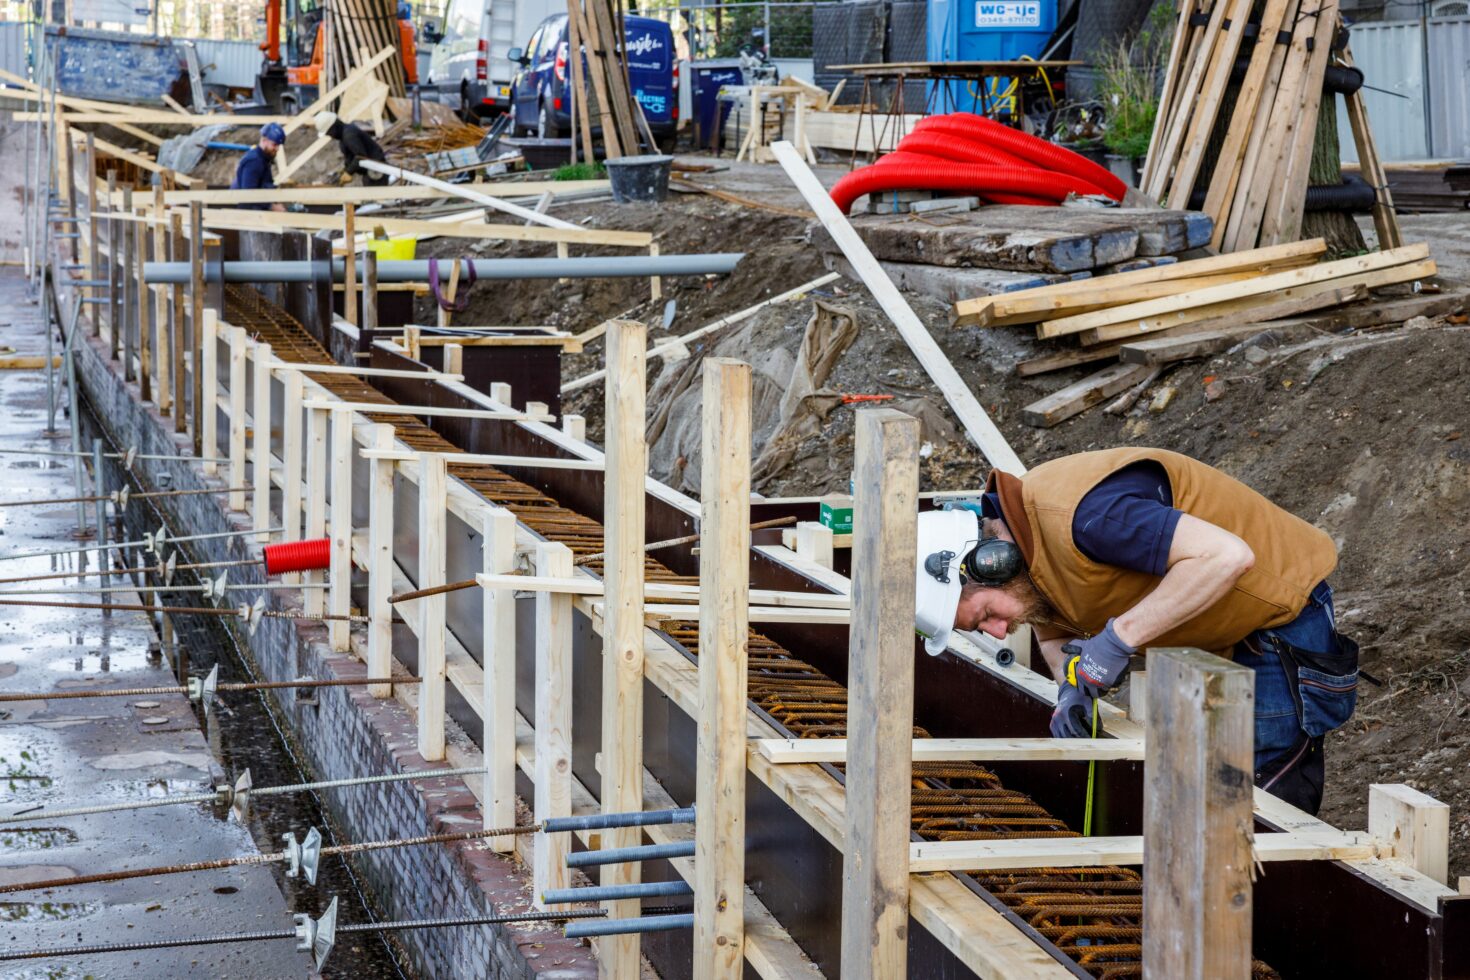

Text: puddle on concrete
xmin=0 ymin=900 xmax=98 ymax=922
xmin=0 ymin=828 xmax=79 ymax=850
xmin=100 ymin=438 xmax=410 ymax=979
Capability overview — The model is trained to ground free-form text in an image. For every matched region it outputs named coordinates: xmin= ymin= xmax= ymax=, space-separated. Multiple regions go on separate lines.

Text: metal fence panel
xmin=191 ymin=38 xmax=260 ymax=90
xmin=0 ymin=22 xmax=33 ymax=81
xmin=1337 ymin=20 xmax=1430 ymax=163
xmin=1428 ymin=17 xmax=1470 ymax=159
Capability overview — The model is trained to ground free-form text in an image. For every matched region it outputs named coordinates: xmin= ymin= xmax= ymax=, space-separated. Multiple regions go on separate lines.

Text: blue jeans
xmin=1235 ymin=582 xmax=1357 ymax=775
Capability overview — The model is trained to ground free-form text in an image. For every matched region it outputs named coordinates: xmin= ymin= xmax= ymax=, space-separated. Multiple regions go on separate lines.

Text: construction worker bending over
xmin=314 ymin=112 xmax=388 ymax=186
xmin=914 ymin=447 xmax=1358 ymax=815
xmin=231 ymin=122 xmax=287 ymax=211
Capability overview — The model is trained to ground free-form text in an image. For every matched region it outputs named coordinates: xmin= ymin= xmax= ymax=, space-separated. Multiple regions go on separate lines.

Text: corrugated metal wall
xmin=190 ymin=38 xmax=261 ymax=90
xmin=0 ymin=23 xmax=35 ymax=81
xmin=1337 ymin=17 xmax=1470 ymax=162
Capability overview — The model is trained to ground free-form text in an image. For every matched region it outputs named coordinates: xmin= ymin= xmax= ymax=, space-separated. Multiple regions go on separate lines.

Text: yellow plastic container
xmin=365 ymin=237 xmax=417 ymax=261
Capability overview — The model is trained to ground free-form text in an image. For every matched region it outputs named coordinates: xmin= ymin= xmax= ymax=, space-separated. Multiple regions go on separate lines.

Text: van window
xmin=535 ymin=18 xmax=565 ymax=58
xmin=525 ymin=25 xmax=545 ymax=62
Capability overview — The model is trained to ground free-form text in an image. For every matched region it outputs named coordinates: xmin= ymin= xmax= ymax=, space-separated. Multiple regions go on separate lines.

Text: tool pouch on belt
xmin=1272 ymin=632 xmax=1360 ymax=738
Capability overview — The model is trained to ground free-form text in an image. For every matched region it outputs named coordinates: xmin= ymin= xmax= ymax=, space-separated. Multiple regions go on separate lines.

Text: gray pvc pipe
xmin=541 ymin=880 xmax=693 ymax=905
xmin=565 ymin=840 xmax=696 ymax=868
xmin=564 ymin=913 xmax=693 ymax=939
xmin=543 ymin=806 xmax=695 ymax=833
xmin=141 ymin=254 xmax=743 ymax=285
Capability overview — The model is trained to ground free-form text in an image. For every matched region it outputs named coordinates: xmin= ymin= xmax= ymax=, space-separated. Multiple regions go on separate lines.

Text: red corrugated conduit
xmin=263 ymin=538 xmax=331 ymax=575
xmin=828 ymin=112 xmax=1128 ymax=214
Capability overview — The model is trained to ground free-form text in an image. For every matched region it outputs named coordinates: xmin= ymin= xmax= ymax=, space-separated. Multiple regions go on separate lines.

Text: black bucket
xmin=605 ymin=154 xmax=674 ymax=203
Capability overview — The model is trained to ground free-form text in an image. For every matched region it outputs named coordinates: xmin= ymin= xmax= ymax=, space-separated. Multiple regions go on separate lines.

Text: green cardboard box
xmin=819 ymin=495 xmax=854 ymax=534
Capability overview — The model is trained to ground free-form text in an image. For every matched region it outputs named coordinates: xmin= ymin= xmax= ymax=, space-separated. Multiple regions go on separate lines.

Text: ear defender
xmin=960 ymin=537 xmax=1024 ymax=586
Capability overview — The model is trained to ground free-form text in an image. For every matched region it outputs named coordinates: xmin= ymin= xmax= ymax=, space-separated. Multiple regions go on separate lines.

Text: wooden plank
xmin=1144 ymin=649 xmax=1255 ymax=979
xmin=841 ymin=409 xmax=919 ymax=980
xmin=1038 ymin=244 xmax=1431 ymax=338
xmin=282 ymin=45 xmax=397 ymax=135
xmin=601 ymin=320 xmax=648 ymax=976
xmin=200 ymin=206 xmax=653 ymax=248
xmin=366 ymin=423 xmax=395 ymax=697
xmin=694 ymin=358 xmax=752 ymax=979
xmin=417 ymin=453 xmax=448 ymax=761
xmin=1144 ymin=0 xmax=1237 ymax=201
xmin=128 ymin=180 xmax=608 ymax=210
xmin=200 ymin=308 xmax=218 ymax=473
xmin=1341 ymin=46 xmax=1404 ymax=250
xmin=1078 ymin=259 xmax=1435 ymax=345
xmin=1115 ymin=290 xmax=1371 ymax=364
xmin=308 ymin=400 xmax=552 ymax=423
xmin=772 ymin=141 xmax=1026 ymax=474
xmin=1166 ymin=0 xmax=1256 ymax=210
xmin=951 ymin=240 xmax=1326 ymax=327
xmin=273 ymin=363 xmax=462 ymax=380
xmin=1369 ymin=784 xmax=1450 ymax=885
xmin=533 ymin=541 xmax=575 ymax=907
xmin=304 ymin=407 xmax=328 ymax=618
xmin=190 ymin=204 xmax=206 ymax=458
xmin=1015 ymin=340 xmax=1132 ymax=376
xmin=252 ymin=343 xmax=273 ymax=540
xmin=482 ymin=508 xmax=518 ymax=849
xmin=907 ymin=831 xmax=1382 ymax=873
xmin=953 ymin=273 xmax=1262 ymax=328
xmin=329 ymin=408 xmax=354 ymax=653
xmin=88 ymin=136 xmax=194 ymax=187
xmin=1021 ymin=363 xmax=1154 ymax=427
xmin=279 ymin=371 xmax=305 ymax=544
xmin=227 ymin=327 xmax=247 ymax=511
xmin=755 ymin=737 xmax=1145 ymax=764
xmin=1260 ymin=0 xmax=1339 ymax=244
xmin=358 ymin=159 xmax=581 ymax=231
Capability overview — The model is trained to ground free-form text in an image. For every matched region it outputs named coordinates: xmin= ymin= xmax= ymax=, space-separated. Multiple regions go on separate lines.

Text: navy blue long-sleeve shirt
xmin=230 ymin=146 xmax=276 ymax=210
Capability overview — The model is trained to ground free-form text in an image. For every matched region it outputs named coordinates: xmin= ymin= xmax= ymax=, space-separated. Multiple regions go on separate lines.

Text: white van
xmin=427 ymin=0 xmax=559 ymax=119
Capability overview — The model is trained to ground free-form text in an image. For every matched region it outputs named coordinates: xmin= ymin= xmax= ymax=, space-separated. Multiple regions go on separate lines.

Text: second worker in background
xmin=315 ymin=112 xmax=389 ymax=186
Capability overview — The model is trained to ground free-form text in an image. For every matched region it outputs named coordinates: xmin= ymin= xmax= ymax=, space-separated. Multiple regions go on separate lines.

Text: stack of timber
xmin=1140 ymin=0 xmax=1401 ymax=253
xmin=563 ymin=0 xmax=642 ymax=160
xmin=322 ymin=0 xmax=407 ymax=98
xmin=809 ymin=203 xmax=1215 ymax=303
xmin=945 ymin=239 xmax=1448 ymax=426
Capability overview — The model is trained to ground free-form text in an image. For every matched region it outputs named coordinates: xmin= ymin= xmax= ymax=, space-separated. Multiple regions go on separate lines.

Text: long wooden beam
xmin=200 ymin=206 xmax=653 ymax=248
xmin=474 ymin=573 xmax=850 ymax=608
xmin=118 ymin=180 xmax=609 ymax=209
xmin=754 ymin=737 xmax=1146 ymax=764
xmin=907 ymin=832 xmax=1386 ymax=873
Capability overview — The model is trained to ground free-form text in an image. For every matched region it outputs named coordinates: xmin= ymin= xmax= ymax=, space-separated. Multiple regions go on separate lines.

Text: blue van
xmin=507 ymin=14 xmax=678 ymax=145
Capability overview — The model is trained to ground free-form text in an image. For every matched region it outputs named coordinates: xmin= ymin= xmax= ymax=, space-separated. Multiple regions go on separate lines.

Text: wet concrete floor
xmin=0 ymin=271 xmax=401 ymax=977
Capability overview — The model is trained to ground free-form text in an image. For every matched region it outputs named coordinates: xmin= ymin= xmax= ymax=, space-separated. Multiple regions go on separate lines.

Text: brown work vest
xmin=988 ymin=448 xmax=1338 ymax=649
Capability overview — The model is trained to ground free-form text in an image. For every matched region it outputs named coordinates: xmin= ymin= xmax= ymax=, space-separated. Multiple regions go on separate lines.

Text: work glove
xmin=337 ymin=172 xmax=355 ymax=186
xmin=1063 ymin=618 xmax=1136 ymax=699
xmin=1050 ymin=681 xmax=1102 ymax=739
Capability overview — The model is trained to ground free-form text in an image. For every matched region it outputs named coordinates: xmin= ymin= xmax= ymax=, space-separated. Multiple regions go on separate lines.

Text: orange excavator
xmin=255 ymin=0 xmax=417 ymax=113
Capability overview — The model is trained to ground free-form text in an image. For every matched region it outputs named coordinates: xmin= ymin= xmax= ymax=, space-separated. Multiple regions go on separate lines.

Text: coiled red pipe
xmin=263 ymin=538 xmax=331 ymax=575
xmin=828 ymin=112 xmax=1128 ymax=215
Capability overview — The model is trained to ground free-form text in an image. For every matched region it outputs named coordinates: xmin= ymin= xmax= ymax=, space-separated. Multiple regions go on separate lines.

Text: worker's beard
xmin=1000 ymin=573 xmax=1055 ymax=633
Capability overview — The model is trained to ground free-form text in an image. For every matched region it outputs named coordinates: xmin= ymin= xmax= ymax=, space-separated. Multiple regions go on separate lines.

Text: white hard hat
xmin=914 ymin=508 xmax=980 ymax=657
xmin=314 ymin=111 xmax=338 ymax=138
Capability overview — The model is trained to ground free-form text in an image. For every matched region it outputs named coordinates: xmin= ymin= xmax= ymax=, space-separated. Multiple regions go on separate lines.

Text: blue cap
xmin=261 ymin=122 xmax=286 ymax=144
xmin=397 ymin=0 xmax=411 ymax=18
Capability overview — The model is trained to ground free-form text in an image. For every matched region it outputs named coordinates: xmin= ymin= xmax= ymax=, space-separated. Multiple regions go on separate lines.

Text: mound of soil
xmin=427 ymin=191 xmax=1470 ymax=877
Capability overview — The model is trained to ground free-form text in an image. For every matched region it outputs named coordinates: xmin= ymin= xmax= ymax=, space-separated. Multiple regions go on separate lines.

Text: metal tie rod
xmin=0 ymin=895 xmax=604 ymax=970
xmin=0 ymin=485 xmax=249 ymax=509
xmin=0 ymin=447 xmax=228 ymax=463
xmin=0 ymin=525 xmax=283 ymax=564
xmin=542 ymin=806 xmax=695 ymax=833
xmin=0 ymin=765 xmax=486 ymax=823
xmin=0 ymin=674 xmax=420 ymax=704
xmin=542 ymin=880 xmax=693 ymax=905
xmin=564 ymin=840 xmax=696 ymax=868
xmin=0 ymin=820 xmax=538 ymax=894
xmin=565 ymin=913 xmax=693 ymax=939
xmin=143 ymin=253 xmax=744 ymax=285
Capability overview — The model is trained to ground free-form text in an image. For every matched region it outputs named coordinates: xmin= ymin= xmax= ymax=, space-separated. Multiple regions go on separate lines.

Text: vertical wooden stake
xmin=561 ymin=414 xmax=585 ymax=441
xmin=841 ymin=407 xmax=920 ymax=980
xmin=366 ymin=423 xmax=397 ymax=697
xmin=525 ymin=400 xmax=549 ymax=420
xmin=483 ymin=507 xmax=518 ymax=847
xmin=200 ymin=309 xmax=218 ymax=474
xmin=304 ymin=407 xmax=328 ymax=618
xmin=152 ymin=185 xmax=167 ymax=410
xmin=442 ymin=342 xmax=463 ymax=378
xmin=106 ymin=170 xmax=119 ymax=356
xmin=533 ymin=540 xmax=574 ymax=906
xmin=280 ymin=370 xmax=304 ymax=546
xmin=489 ymin=381 xmax=512 ymax=406
xmin=649 ymin=242 xmax=662 ymax=302
xmin=343 ymin=204 xmax=357 ymax=325
xmin=417 ymin=453 xmax=448 ymax=761
xmin=793 ymin=520 xmax=834 ymax=570
xmin=1129 ymin=670 xmax=1149 ymax=726
xmin=120 ymin=190 xmax=134 ymax=381
xmin=136 ymin=208 xmax=150 ymax=400
xmin=1143 ymin=648 xmax=1255 ymax=980
xmin=601 ymin=320 xmax=648 ymax=976
xmin=170 ymin=213 xmax=186 ymax=424
xmin=190 ymin=202 xmax=205 ymax=454
xmin=329 ymin=407 xmax=354 ymax=653
xmin=252 ymin=341 xmax=273 ymax=539
xmin=436 ymin=259 xmax=460 ymax=330
xmin=362 ymin=250 xmax=378 ymax=338
xmin=693 ymin=358 xmax=754 ymax=978
xmin=84 ymin=134 xmax=98 ymax=335
xmin=227 ymin=327 xmax=247 ymax=512
xmin=1369 ymin=784 xmax=1450 ymax=885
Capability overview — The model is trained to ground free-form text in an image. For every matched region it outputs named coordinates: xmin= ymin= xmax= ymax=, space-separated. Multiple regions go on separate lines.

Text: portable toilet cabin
xmin=925 ymin=0 xmax=1057 ymax=113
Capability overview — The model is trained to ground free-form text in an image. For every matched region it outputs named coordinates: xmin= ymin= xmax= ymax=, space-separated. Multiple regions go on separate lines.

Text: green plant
xmin=550 ymin=162 xmax=606 ymax=181
xmin=1096 ymin=35 xmax=1160 ymax=158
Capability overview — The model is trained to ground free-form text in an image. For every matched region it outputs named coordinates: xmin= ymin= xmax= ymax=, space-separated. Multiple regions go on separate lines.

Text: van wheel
xmin=537 ymin=101 xmax=560 ymax=140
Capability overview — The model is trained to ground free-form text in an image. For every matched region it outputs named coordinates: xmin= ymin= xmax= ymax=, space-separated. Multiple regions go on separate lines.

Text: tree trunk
xmin=1301 ymin=93 xmax=1366 ymax=255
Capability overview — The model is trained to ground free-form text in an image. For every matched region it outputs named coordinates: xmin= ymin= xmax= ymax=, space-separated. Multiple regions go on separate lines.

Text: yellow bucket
xmin=366 ymin=237 xmax=417 ymax=261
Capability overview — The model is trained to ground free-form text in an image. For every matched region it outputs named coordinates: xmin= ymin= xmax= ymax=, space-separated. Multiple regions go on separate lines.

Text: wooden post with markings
xmin=366 ymin=423 xmax=396 ymax=697
xmin=200 ymin=309 xmax=219 ymax=473
xmin=840 ymin=407 xmax=920 ymax=980
xmin=343 ymin=204 xmax=357 ymax=325
xmin=533 ymin=540 xmax=574 ymax=906
xmin=328 ymin=407 xmax=354 ymax=652
xmin=601 ymin=319 xmax=648 ymax=977
xmin=694 ymin=357 xmax=752 ymax=978
xmin=252 ymin=341 xmax=273 ymax=538
xmin=280 ymin=370 xmax=304 ymax=544
xmin=482 ymin=506 xmax=518 ymax=847
xmin=1143 ymin=648 xmax=1255 ymax=979
xmin=417 ymin=453 xmax=448 ymax=761
xmin=1369 ymin=784 xmax=1450 ymax=885
xmin=227 ymin=327 xmax=247 ymax=512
